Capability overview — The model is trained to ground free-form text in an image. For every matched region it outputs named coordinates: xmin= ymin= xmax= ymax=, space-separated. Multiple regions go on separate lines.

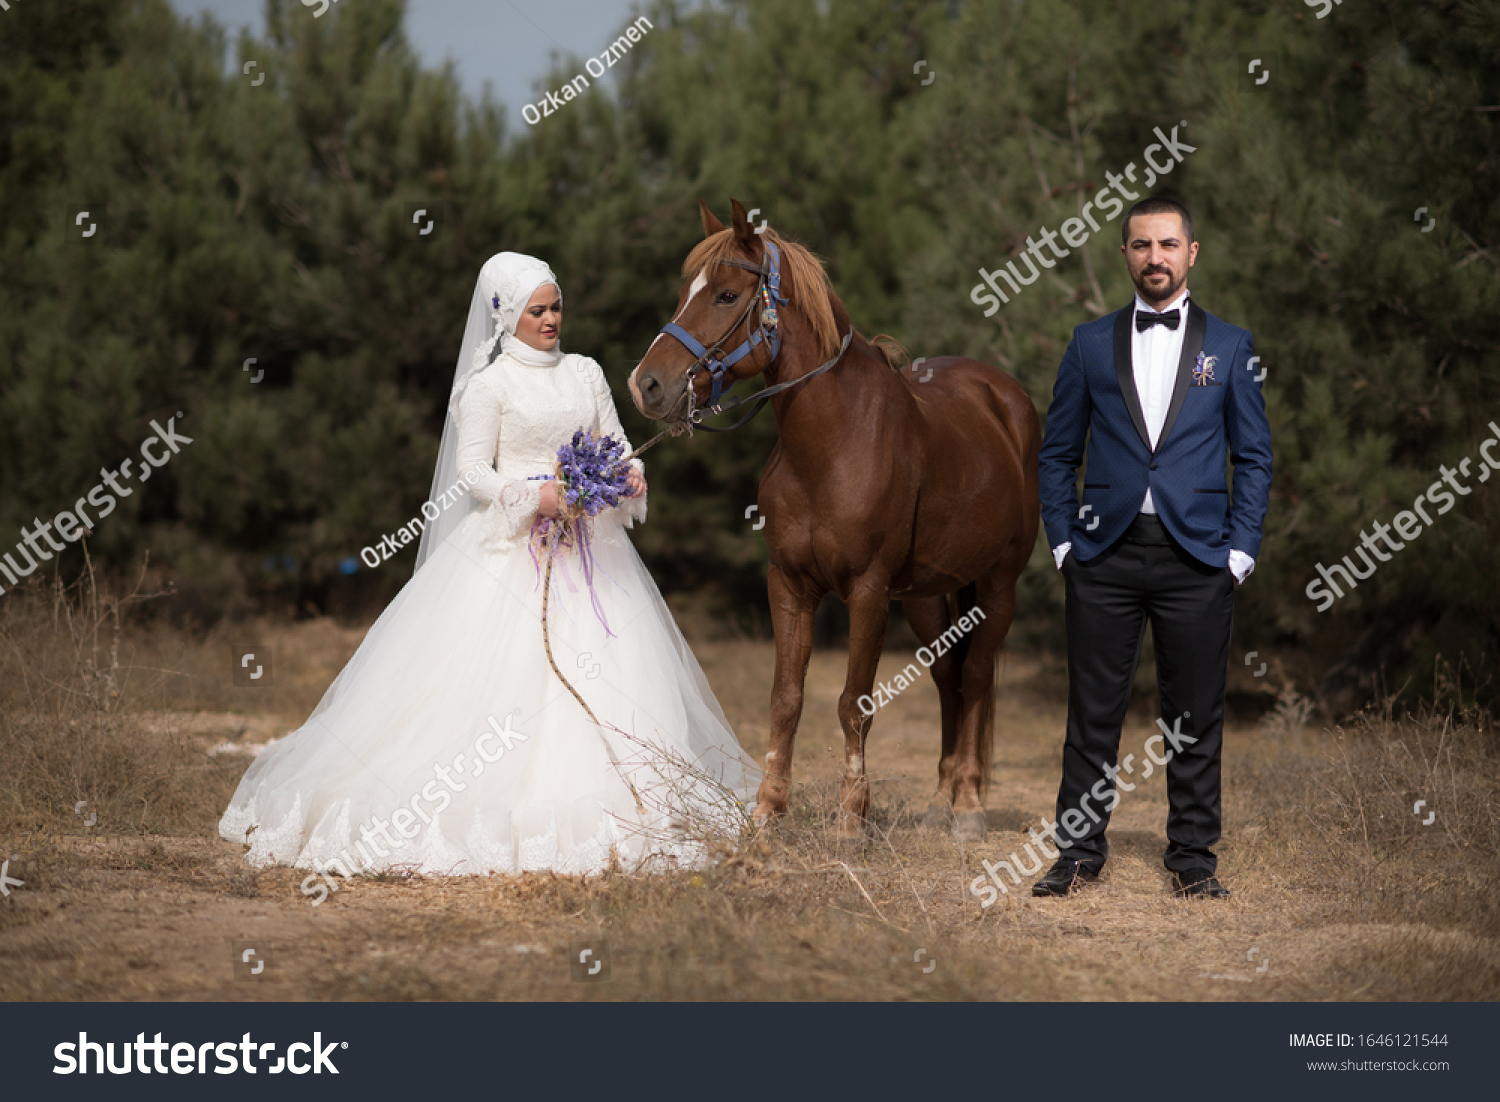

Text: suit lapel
xmin=1153 ymin=299 xmax=1207 ymax=456
xmin=1113 ymin=305 xmax=1152 ymax=453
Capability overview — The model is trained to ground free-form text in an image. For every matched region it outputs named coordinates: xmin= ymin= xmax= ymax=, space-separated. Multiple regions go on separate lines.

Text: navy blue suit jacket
xmin=1039 ymin=299 xmax=1272 ymax=567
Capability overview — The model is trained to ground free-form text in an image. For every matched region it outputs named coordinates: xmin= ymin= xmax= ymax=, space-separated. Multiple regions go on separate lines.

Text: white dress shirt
xmin=1053 ymin=289 xmax=1255 ymax=584
xmin=1133 ymin=288 xmax=1190 ymax=513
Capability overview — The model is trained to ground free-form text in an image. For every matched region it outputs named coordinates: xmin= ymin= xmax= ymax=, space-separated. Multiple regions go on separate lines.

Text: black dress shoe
xmin=1172 ymin=868 xmax=1230 ymax=898
xmin=1032 ymin=857 xmax=1102 ymax=897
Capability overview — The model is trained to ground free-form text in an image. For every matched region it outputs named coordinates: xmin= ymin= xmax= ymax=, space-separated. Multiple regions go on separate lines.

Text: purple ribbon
xmin=528 ymin=514 xmax=614 ymax=638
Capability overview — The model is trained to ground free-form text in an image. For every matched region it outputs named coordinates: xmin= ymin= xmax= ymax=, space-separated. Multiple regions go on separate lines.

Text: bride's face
xmin=514 ymin=285 xmax=562 ymax=351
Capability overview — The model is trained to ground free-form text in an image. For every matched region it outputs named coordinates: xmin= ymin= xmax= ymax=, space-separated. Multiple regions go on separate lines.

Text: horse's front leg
xmin=755 ymin=564 xmax=821 ymax=825
xmin=835 ymin=583 xmax=891 ymax=837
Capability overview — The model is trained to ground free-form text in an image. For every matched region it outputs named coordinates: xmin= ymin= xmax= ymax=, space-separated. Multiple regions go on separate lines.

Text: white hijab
xmin=414 ymin=251 xmax=562 ymax=570
xmin=468 ymin=253 xmax=564 ymax=386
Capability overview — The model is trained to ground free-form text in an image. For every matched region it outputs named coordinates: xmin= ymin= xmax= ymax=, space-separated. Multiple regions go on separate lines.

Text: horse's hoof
xmin=952 ymin=810 xmax=987 ymax=842
xmin=829 ymin=831 xmax=866 ymax=853
xmin=920 ymin=801 xmax=954 ymax=831
xmin=751 ymin=801 xmax=785 ymax=827
xmin=834 ymin=809 xmax=869 ymax=840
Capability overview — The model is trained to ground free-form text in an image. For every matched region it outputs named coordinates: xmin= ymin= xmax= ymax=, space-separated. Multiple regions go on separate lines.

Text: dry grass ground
xmin=1 ymin=579 xmax=1497 ymax=1002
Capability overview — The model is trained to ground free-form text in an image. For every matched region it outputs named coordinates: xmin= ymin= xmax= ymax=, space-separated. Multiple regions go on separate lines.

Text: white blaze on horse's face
xmin=631 ymin=269 xmax=711 ymax=413
xmin=635 ymin=270 xmax=709 ymax=370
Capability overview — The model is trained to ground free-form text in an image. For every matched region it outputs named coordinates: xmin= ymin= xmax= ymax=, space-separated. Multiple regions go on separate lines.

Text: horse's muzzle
xmin=628 ymin=363 xmax=691 ymax=423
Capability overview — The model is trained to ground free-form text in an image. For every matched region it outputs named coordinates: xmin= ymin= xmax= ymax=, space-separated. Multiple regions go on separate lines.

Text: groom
xmin=1032 ymin=196 xmax=1271 ymax=899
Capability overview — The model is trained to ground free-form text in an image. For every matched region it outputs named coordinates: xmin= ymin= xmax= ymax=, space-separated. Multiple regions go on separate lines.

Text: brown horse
xmin=628 ymin=199 xmax=1039 ymax=840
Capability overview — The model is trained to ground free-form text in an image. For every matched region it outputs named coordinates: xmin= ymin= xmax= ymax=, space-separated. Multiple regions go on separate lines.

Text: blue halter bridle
xmin=657 ymin=240 xmax=789 ymax=416
xmin=650 ymin=238 xmax=855 ymax=434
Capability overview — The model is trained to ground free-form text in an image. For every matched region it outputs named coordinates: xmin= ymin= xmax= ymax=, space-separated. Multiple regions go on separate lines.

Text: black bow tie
xmin=1136 ymin=308 xmax=1181 ymax=332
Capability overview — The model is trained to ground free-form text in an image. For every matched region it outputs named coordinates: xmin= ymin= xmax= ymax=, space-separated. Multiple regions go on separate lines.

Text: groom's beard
xmin=1133 ymin=264 xmax=1186 ymax=307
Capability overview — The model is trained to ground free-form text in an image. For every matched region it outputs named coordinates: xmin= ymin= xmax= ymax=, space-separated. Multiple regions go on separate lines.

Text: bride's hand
xmin=538 ymin=481 xmax=563 ymax=518
xmin=625 ymin=469 xmax=646 ymax=498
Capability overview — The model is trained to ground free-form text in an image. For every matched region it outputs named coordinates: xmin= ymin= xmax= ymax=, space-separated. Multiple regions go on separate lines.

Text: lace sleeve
xmin=456 ymin=370 xmax=542 ymax=542
xmin=583 ymin=357 xmax=647 ymax=528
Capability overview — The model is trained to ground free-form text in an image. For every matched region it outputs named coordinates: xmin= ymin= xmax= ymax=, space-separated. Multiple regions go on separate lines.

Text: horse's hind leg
xmin=755 ymin=564 xmax=821 ymax=825
xmin=950 ymin=572 xmax=1018 ymax=841
xmin=834 ymin=583 xmax=892 ymax=837
xmin=902 ymin=593 xmax=964 ymax=829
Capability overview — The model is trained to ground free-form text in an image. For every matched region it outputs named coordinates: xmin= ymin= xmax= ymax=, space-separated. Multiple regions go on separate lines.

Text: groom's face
xmin=1122 ymin=213 xmax=1198 ymax=307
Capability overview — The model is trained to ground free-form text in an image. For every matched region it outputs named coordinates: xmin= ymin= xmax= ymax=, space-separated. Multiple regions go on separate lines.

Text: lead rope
xmin=539 ymin=522 xmax=647 ymax=815
xmin=534 ymin=382 xmax=693 ymax=818
xmin=619 ymin=384 xmax=694 ymax=464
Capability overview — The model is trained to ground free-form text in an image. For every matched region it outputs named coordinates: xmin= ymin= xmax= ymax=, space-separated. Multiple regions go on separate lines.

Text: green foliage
xmin=0 ymin=0 xmax=1494 ymax=704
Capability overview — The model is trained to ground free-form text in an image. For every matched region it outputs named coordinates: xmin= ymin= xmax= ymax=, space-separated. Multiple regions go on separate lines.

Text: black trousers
xmin=1053 ymin=513 xmax=1235 ymax=874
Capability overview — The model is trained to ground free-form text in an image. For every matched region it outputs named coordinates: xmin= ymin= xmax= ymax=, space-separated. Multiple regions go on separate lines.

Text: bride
xmin=219 ymin=251 xmax=758 ymax=887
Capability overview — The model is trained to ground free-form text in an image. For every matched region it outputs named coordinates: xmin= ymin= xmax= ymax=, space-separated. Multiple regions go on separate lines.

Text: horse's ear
xmin=729 ymin=199 xmax=757 ymax=248
xmin=699 ymin=199 xmax=724 ymax=238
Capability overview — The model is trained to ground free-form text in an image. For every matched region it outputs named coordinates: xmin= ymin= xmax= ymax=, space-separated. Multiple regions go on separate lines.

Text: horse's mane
xmin=682 ymin=228 xmax=843 ymax=361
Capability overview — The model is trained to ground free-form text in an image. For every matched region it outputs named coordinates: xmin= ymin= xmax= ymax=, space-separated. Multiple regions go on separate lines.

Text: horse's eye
xmin=717 ymin=291 xmax=738 ymax=304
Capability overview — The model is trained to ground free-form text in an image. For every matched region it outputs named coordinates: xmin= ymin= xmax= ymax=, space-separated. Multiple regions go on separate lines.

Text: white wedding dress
xmin=218 ymin=339 xmax=759 ymax=878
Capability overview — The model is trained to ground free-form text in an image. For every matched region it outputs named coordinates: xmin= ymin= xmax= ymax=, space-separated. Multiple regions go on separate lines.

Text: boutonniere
xmin=1193 ymin=351 xmax=1218 ymax=386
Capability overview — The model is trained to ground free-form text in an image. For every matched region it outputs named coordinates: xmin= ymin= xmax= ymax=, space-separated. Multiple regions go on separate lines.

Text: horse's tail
xmin=952 ymin=581 xmax=996 ymax=794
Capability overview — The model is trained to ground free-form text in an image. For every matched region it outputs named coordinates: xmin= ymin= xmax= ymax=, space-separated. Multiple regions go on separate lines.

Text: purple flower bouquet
xmin=528 ymin=430 xmax=635 ymax=634
xmin=553 ymin=429 xmax=633 ymax=520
